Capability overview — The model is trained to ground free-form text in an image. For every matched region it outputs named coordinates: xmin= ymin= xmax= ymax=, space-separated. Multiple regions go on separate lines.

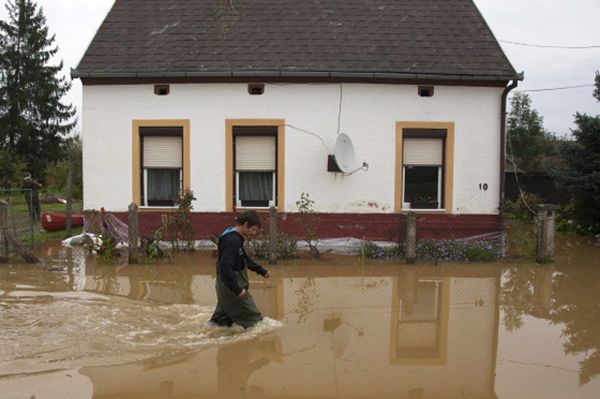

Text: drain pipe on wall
xmin=499 ymin=75 xmax=523 ymax=215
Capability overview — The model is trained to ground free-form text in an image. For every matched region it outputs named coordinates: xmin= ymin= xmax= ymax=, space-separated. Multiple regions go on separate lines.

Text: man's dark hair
xmin=236 ymin=210 xmax=262 ymax=228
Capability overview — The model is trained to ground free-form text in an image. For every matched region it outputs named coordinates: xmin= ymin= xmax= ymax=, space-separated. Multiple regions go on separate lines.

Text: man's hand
xmin=264 ymin=271 xmax=271 ymax=279
xmin=238 ymin=288 xmax=247 ymax=297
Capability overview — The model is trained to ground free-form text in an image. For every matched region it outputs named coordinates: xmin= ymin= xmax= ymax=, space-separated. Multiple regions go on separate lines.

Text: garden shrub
xmin=361 ymin=241 xmax=404 ymax=260
xmin=417 ymin=239 xmax=500 ymax=263
xmin=245 ymin=232 xmax=298 ymax=261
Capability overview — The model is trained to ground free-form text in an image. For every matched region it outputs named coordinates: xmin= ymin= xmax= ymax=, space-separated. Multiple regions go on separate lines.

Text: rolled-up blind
xmin=143 ymin=136 xmax=182 ymax=168
xmin=235 ymin=136 xmax=276 ymax=171
xmin=403 ymin=138 xmax=443 ymax=166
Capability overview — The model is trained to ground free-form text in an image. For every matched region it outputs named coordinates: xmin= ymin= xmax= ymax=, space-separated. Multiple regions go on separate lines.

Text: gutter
xmin=70 ymin=68 xmax=521 ymax=82
xmin=499 ymin=73 xmax=523 ymax=215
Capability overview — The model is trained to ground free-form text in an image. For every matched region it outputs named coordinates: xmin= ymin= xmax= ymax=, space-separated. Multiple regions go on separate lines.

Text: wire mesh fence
xmin=0 ymin=189 xmax=36 ymax=250
xmin=92 ymin=205 xmax=508 ymax=263
xmin=245 ymin=211 xmax=506 ymax=262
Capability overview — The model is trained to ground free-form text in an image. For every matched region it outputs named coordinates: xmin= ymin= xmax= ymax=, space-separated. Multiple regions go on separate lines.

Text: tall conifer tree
xmin=0 ymin=0 xmax=75 ymax=178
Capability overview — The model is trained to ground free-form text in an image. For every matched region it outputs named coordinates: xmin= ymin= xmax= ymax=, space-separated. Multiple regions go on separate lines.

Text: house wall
xmin=82 ymin=83 xmax=503 ymax=215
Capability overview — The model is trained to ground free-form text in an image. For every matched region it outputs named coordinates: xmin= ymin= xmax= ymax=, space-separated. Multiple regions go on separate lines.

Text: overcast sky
xmin=1 ymin=0 xmax=599 ymax=136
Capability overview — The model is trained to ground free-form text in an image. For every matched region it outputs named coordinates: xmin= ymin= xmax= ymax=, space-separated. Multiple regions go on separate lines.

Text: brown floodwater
xmin=0 ymin=233 xmax=599 ymax=399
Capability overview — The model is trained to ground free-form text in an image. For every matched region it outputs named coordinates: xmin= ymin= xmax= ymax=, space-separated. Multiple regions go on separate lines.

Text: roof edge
xmin=71 ymin=68 xmax=523 ymax=82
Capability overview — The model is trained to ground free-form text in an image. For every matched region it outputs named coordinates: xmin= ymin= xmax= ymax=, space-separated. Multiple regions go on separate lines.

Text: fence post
xmin=128 ymin=203 xmax=139 ymax=264
xmin=533 ymin=267 xmax=554 ymax=317
xmin=536 ymin=204 xmax=559 ymax=263
xmin=0 ymin=200 xmax=8 ymax=262
xmin=405 ymin=212 xmax=417 ymax=264
xmin=65 ymin=168 xmax=73 ymax=237
xmin=268 ymin=206 xmax=277 ymax=265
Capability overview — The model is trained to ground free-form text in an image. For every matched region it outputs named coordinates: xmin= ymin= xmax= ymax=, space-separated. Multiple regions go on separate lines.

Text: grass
xmin=1 ymin=192 xmax=84 ymax=243
xmin=7 ymin=199 xmax=83 ymax=214
xmin=34 ymin=226 xmax=84 ymax=242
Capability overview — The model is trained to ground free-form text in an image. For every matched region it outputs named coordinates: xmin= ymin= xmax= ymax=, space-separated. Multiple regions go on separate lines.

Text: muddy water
xmin=0 ymin=235 xmax=599 ymax=399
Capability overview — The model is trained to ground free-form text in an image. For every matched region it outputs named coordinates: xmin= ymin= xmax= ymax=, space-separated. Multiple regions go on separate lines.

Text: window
xmin=396 ymin=123 xmax=454 ymax=213
xmin=234 ymin=132 xmax=276 ymax=208
xmin=226 ymin=120 xmax=285 ymax=211
xmin=403 ymin=137 xmax=444 ymax=209
xmin=140 ymin=128 xmax=183 ymax=207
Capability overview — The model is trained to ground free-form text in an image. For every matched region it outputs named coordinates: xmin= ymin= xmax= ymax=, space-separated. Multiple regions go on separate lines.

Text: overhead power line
xmin=515 ymin=84 xmax=595 ymax=93
xmin=500 ymin=40 xmax=600 ymax=49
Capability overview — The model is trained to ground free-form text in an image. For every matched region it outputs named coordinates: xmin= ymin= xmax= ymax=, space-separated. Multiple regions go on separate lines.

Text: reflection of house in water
xmin=81 ymin=267 xmax=501 ymax=398
xmin=392 ymin=273 xmax=450 ymax=364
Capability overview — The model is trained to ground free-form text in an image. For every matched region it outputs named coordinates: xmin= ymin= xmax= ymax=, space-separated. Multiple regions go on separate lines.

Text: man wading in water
xmin=209 ymin=210 xmax=271 ymax=329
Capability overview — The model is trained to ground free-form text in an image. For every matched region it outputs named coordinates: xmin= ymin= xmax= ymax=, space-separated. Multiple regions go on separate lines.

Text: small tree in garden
xmin=296 ymin=192 xmax=320 ymax=259
xmin=159 ymin=189 xmax=196 ymax=250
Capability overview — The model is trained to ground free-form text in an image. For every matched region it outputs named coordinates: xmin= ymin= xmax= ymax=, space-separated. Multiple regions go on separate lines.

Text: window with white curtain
xmin=141 ymin=131 xmax=183 ymax=206
xmin=403 ymin=137 xmax=444 ymax=210
xmin=235 ymin=134 xmax=276 ymax=208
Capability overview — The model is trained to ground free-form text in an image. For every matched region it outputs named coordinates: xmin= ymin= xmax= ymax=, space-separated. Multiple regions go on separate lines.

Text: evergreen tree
xmin=555 ymin=113 xmax=600 ymax=234
xmin=594 ymin=71 xmax=600 ymax=103
xmin=507 ymin=93 xmax=554 ymax=172
xmin=0 ymin=0 xmax=75 ymax=179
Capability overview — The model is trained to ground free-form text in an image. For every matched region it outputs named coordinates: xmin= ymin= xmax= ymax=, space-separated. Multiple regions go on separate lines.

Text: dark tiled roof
xmin=75 ymin=0 xmax=517 ymax=80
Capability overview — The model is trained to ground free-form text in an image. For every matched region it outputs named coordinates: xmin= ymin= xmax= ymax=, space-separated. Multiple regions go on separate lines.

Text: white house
xmin=73 ymin=0 xmax=521 ymax=239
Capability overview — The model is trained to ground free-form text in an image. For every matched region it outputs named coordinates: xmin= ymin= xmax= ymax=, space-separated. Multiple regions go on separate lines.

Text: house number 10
xmin=479 ymin=183 xmax=489 ymax=191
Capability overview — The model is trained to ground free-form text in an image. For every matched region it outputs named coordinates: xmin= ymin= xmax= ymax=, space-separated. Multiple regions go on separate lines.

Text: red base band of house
xmin=110 ymin=212 xmax=502 ymax=242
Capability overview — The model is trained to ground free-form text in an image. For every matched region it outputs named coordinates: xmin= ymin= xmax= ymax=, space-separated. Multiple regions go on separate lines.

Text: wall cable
xmin=280 ymin=123 xmax=331 ymax=153
xmin=337 ymin=83 xmax=343 ymax=135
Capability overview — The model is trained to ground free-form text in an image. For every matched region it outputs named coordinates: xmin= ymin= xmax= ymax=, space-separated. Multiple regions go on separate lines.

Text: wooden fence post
xmin=65 ymin=168 xmax=73 ymax=237
xmin=128 ymin=203 xmax=139 ymax=264
xmin=405 ymin=212 xmax=417 ymax=264
xmin=269 ymin=206 xmax=277 ymax=264
xmin=536 ymin=204 xmax=559 ymax=263
xmin=0 ymin=200 xmax=8 ymax=262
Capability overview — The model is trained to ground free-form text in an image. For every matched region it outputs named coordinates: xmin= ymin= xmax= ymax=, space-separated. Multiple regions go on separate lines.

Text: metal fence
xmin=0 ymin=189 xmax=36 ymax=250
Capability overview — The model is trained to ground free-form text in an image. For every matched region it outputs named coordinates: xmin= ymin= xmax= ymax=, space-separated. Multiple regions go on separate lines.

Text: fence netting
xmin=0 ymin=189 xmax=36 ymax=251
xmin=68 ymin=208 xmax=506 ymax=263
xmin=246 ymin=212 xmax=506 ymax=261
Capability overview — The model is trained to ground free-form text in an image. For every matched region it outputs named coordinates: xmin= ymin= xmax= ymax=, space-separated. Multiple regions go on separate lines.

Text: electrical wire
xmin=515 ymin=84 xmax=594 ymax=93
xmin=500 ymin=40 xmax=600 ymax=49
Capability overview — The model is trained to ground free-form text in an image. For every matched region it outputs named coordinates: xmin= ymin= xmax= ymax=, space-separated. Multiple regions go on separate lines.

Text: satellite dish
xmin=334 ymin=133 xmax=356 ymax=174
